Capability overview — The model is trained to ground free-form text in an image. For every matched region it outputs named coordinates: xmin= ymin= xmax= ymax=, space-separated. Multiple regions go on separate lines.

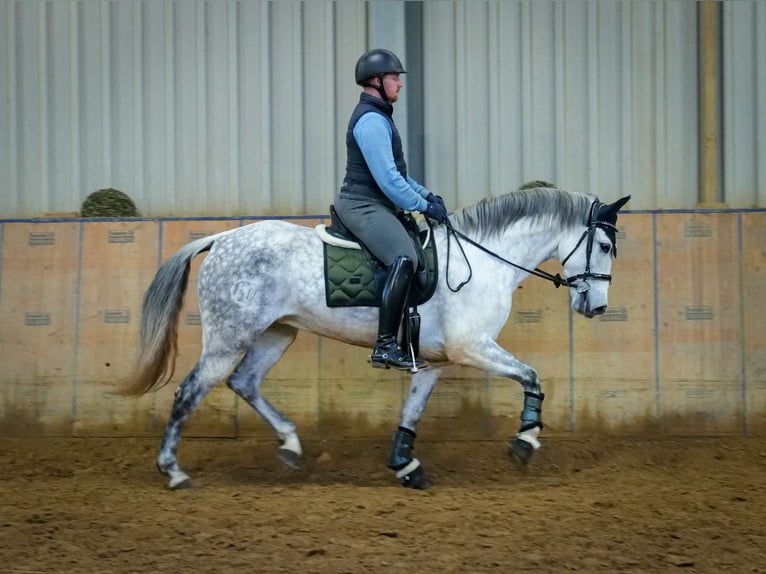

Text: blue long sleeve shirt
xmin=353 ymin=112 xmax=430 ymax=212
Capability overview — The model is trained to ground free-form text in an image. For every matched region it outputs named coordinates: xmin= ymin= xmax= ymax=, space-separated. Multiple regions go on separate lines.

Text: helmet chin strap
xmin=375 ymin=75 xmax=388 ymax=102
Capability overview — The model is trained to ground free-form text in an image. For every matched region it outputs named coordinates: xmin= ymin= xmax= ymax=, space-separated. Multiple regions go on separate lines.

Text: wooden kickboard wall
xmin=0 ymin=212 xmax=764 ymax=438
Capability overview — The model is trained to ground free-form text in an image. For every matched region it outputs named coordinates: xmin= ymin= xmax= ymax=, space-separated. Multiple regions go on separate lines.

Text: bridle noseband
xmin=443 ymin=200 xmax=617 ymax=292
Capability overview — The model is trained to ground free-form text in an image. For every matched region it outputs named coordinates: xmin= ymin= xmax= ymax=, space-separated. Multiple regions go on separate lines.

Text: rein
xmin=442 ymin=201 xmax=617 ymax=293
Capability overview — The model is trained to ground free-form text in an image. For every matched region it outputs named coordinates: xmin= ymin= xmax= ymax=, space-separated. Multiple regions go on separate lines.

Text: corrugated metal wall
xmin=0 ymin=0 xmax=366 ymax=217
xmin=1 ymin=1 xmax=764 ymax=217
xmin=422 ymin=1 xmax=700 ymax=210
xmin=723 ymin=0 xmax=766 ymax=208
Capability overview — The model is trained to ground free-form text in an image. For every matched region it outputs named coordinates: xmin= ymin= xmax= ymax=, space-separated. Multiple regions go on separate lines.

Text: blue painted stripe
xmin=652 ymin=213 xmax=660 ymax=423
xmin=610 ymin=208 xmax=766 ymax=215
xmin=315 ymin=214 xmax=328 ymax=436
xmin=0 ymin=214 xmax=332 ymax=224
xmin=0 ymin=223 xmax=4 ymax=323
xmin=569 ymin=306 xmax=575 ymax=433
xmin=2 ymin=207 xmax=766 ymax=225
xmin=151 ymin=220 xmax=164 ymax=432
xmin=484 ymin=372 xmax=490 ymax=435
xmin=232 ymin=219 xmax=248 ymax=436
xmin=71 ymin=221 xmax=84 ymax=434
xmin=737 ymin=214 xmax=748 ymax=437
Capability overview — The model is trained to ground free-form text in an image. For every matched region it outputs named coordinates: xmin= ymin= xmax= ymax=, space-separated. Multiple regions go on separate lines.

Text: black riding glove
xmin=424 ymin=199 xmax=448 ymax=224
xmin=426 ymin=193 xmax=446 ymax=210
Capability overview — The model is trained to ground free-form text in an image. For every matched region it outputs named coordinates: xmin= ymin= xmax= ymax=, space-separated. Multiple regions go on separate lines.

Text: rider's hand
xmin=426 ymin=193 xmax=446 ymax=210
xmin=424 ymin=199 xmax=448 ymax=224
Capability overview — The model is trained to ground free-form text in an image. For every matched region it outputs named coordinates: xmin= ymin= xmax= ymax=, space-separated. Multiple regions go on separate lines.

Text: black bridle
xmin=557 ymin=200 xmax=618 ymax=291
xmin=443 ymin=200 xmax=618 ymax=292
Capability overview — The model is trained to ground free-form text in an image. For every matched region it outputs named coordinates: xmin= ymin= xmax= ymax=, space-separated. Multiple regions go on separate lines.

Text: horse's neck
xmin=494 ymin=222 xmax=561 ymax=272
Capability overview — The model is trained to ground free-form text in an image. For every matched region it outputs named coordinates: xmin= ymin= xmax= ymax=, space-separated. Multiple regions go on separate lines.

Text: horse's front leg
xmin=453 ymin=338 xmax=545 ymax=466
xmin=387 ymin=367 xmax=442 ymax=489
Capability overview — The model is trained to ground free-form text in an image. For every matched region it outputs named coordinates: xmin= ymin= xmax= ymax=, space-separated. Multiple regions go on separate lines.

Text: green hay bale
xmin=80 ymin=188 xmax=139 ymax=217
xmin=519 ymin=180 xmax=557 ymax=190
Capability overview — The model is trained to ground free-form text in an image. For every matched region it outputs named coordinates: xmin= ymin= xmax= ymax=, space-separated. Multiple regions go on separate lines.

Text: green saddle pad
xmin=323 ymin=227 xmax=438 ymax=308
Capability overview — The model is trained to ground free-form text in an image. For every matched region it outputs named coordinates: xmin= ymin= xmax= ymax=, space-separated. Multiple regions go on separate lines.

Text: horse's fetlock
xmin=516 ymin=425 xmax=542 ymax=450
xmin=278 ymin=431 xmax=302 ymax=457
xmin=156 ymin=452 xmax=176 ymax=474
xmin=394 ymin=457 xmax=421 ymax=479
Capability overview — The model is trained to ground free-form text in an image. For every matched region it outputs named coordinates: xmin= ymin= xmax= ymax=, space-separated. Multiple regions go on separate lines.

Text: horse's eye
xmin=600 ymin=242 xmax=611 ymax=254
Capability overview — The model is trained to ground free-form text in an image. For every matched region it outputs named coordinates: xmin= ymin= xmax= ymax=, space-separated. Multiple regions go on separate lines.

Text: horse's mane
xmin=451 ymin=187 xmax=595 ymax=241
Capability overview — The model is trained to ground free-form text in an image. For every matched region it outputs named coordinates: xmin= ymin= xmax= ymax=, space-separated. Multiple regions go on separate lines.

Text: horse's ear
xmin=613 ymin=195 xmax=631 ymax=212
xmin=597 ymin=195 xmax=631 ymax=222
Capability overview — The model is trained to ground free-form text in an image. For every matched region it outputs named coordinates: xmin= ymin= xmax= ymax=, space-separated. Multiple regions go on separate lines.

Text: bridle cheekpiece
xmin=559 ymin=200 xmax=618 ymax=292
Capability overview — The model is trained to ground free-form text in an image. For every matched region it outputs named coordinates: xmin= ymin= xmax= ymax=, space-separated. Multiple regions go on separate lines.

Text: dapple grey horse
xmin=120 ymin=187 xmax=630 ymax=489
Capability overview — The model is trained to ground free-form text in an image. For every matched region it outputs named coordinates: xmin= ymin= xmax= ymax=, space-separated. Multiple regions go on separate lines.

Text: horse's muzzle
xmin=572 ymin=293 xmax=607 ymax=318
xmin=589 ymin=305 xmax=607 ymax=317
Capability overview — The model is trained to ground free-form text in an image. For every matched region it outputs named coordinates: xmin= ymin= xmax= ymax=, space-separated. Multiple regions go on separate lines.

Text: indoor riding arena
xmin=1 ymin=212 xmax=764 ymax=573
xmin=3 ymin=1 xmax=766 ymax=573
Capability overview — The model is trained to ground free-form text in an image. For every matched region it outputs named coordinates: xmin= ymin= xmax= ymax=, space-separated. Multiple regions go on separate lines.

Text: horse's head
xmin=558 ymin=195 xmax=631 ymax=318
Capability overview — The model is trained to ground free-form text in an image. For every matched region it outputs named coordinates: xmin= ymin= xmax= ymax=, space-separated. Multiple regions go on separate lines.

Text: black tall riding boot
xmin=370 ymin=256 xmax=428 ymax=371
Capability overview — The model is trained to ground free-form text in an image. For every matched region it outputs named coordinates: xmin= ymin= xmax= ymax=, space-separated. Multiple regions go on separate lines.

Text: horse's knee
xmin=521 ymin=366 xmax=541 ymax=391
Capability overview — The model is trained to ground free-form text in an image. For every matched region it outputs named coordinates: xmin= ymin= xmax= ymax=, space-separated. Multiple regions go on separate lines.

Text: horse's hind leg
xmin=225 ymin=324 xmax=303 ymax=468
xmin=156 ymin=347 xmax=242 ymax=490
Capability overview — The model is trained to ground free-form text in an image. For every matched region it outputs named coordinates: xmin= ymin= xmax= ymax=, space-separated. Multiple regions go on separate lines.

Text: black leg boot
xmin=370 ymin=256 xmax=428 ymax=371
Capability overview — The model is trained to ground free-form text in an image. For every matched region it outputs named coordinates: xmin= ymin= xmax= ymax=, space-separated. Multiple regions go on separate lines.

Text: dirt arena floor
xmin=1 ymin=434 xmax=764 ymax=574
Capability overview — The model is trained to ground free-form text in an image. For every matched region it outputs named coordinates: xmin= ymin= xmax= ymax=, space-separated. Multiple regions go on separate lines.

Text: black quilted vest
xmin=340 ymin=93 xmax=407 ymax=208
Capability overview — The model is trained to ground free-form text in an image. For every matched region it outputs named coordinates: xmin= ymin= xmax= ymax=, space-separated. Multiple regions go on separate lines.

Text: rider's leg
xmin=332 ymin=199 xmax=427 ymax=370
xmin=370 ymin=256 xmax=427 ymax=370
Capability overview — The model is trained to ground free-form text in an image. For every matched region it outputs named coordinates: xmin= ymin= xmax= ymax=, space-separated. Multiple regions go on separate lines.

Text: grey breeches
xmin=333 ymin=196 xmax=418 ymax=270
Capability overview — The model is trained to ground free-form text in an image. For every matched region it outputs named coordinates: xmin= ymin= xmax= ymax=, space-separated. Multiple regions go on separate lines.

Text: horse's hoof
xmin=507 ymin=437 xmax=535 ymax=467
xmin=399 ymin=465 xmax=429 ymax=490
xmin=158 ymin=461 xmax=192 ymax=489
xmin=278 ymin=447 xmax=301 ymax=470
xmin=168 ymin=475 xmax=192 ymax=490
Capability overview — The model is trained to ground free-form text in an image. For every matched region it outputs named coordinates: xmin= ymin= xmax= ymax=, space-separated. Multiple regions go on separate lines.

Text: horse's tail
xmin=117 ymin=235 xmax=217 ymax=397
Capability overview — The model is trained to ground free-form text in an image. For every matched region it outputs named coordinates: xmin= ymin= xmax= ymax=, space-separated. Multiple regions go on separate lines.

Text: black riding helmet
xmin=355 ymin=49 xmax=406 ymax=101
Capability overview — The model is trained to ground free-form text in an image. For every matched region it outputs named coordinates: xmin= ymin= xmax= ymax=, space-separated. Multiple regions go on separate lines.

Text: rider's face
xmin=381 ymin=73 xmax=403 ymax=103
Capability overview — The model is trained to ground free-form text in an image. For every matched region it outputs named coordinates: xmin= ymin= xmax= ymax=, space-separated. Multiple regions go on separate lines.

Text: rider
xmin=333 ymin=48 xmax=448 ymax=371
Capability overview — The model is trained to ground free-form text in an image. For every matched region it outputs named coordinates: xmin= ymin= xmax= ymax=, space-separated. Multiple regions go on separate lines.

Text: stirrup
xmin=369 ymin=353 xmax=428 ymax=371
xmin=370 ymin=341 xmax=428 ymax=371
